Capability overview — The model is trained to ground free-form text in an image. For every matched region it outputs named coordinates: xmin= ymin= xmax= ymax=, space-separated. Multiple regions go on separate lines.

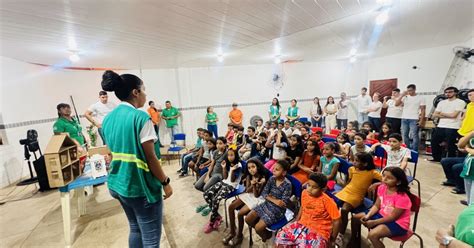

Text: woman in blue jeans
xmin=101 ymin=70 xmax=173 ymax=248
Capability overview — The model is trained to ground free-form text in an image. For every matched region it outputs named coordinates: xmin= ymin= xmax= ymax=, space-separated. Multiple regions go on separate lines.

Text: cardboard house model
xmin=44 ymin=134 xmax=82 ymax=187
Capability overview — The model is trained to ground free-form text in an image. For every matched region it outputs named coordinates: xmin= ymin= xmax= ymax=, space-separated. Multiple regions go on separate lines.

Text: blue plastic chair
xmin=299 ymin=117 xmax=308 ymax=123
xmin=322 ymin=137 xmax=337 ymax=143
xmin=337 ymin=157 xmax=352 ymax=178
xmin=406 ymin=150 xmax=421 ymax=197
xmin=373 ymin=145 xmax=387 ymax=170
xmin=167 ymin=133 xmax=187 ymax=164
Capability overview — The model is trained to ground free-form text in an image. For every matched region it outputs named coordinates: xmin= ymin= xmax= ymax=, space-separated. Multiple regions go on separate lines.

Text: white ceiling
xmin=0 ymin=0 xmax=472 ymax=69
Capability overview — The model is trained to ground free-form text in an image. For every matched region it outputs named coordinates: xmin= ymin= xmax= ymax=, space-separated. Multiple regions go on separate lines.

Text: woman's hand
xmin=363 ymin=220 xmax=377 ymax=228
xmin=163 ymin=184 xmax=173 ymax=199
xmin=259 ymin=178 xmax=266 ymax=184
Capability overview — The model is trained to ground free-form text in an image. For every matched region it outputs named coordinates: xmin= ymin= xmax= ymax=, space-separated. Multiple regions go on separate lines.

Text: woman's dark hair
xmin=56 ymin=103 xmax=70 ymax=117
xmin=349 ymin=120 xmax=359 ymax=131
xmin=362 ymin=121 xmax=373 ymax=130
xmin=355 ymin=152 xmax=375 ymax=171
xmin=308 ymin=172 xmax=328 ymax=189
xmin=207 ymin=138 xmax=217 ymax=149
xmin=354 ymin=132 xmax=367 ymax=140
xmin=225 ymin=148 xmax=241 ymax=165
xmin=245 ymin=158 xmax=266 ymax=179
xmin=381 ymin=122 xmax=392 ymax=132
xmin=337 ymin=133 xmax=350 ymax=144
xmin=313 ymin=97 xmax=323 ymax=115
xmin=272 ymin=97 xmax=281 ymax=109
xmin=379 ymin=122 xmax=393 ymax=141
xmin=148 ymin=101 xmax=154 ymax=106
xmin=326 ymin=96 xmax=335 ymax=106
xmin=383 ymin=167 xmax=411 ymax=194
xmin=206 ymin=106 xmax=212 ymax=113
xmin=278 ymin=130 xmax=289 ymax=145
xmin=291 ymin=99 xmax=297 ymax=104
xmin=288 ymin=134 xmax=305 ymax=155
xmin=388 ymin=133 xmax=403 ymax=142
xmin=217 ymin=136 xmax=227 ymax=144
xmin=101 ymin=70 xmax=143 ymax=101
xmin=275 ymin=158 xmax=291 ymax=171
xmin=306 ymin=138 xmax=322 ymax=156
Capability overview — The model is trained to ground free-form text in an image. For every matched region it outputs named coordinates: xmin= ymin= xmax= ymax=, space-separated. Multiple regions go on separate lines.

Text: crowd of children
xmin=177 ymin=115 xmax=425 ymax=248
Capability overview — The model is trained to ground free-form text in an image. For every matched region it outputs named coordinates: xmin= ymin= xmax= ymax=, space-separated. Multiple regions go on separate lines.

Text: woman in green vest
xmin=268 ymin=97 xmax=281 ymax=122
xmin=286 ymin=99 xmax=300 ymax=126
xmin=53 ymin=103 xmax=85 ymax=153
xmin=205 ymin=106 xmax=219 ymax=138
xmin=101 ymin=70 xmax=173 ymax=247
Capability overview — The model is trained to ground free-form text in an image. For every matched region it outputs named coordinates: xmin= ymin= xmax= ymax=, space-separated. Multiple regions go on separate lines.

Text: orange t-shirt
xmin=147 ymin=107 xmax=161 ymax=125
xmin=229 ymin=109 xmax=243 ymax=125
xmin=298 ymin=190 xmax=341 ymax=241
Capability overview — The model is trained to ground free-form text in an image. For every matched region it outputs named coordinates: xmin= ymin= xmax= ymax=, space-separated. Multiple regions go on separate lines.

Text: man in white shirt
xmin=383 ymin=88 xmax=403 ymax=134
xmin=85 ymin=91 xmax=117 ymax=145
xmin=355 ymin=87 xmax=371 ymax=126
xmin=367 ymin=92 xmax=383 ymax=132
xmin=395 ymin=84 xmax=426 ymax=151
xmin=336 ymin=92 xmax=350 ymax=129
xmin=430 ymin=87 xmax=466 ymax=162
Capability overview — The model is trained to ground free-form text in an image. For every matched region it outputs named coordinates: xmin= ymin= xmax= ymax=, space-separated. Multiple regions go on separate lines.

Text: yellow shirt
xmin=335 ymin=167 xmax=382 ymax=208
xmin=458 ymin=102 xmax=474 ymax=136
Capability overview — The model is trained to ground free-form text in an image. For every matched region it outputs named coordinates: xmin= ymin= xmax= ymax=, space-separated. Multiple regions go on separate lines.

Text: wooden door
xmin=369 ymin=78 xmax=398 ymax=123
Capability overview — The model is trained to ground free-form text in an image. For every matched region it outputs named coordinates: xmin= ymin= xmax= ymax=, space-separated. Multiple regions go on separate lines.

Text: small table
xmin=59 ymin=175 xmax=108 ymax=247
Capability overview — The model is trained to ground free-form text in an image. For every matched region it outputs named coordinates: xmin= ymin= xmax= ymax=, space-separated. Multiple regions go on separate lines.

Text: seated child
xmin=334 ymin=152 xmax=382 ymax=240
xmin=275 ymin=172 xmax=342 ymax=248
xmin=201 ymin=149 xmax=243 ymax=233
xmin=224 ymin=159 xmax=268 ymax=246
xmin=371 ymin=133 xmax=410 ymax=171
xmin=233 ymin=125 xmax=246 ymax=149
xmin=312 ymin=130 xmax=325 ymax=150
xmin=349 ymin=132 xmax=372 ymax=162
xmin=249 ymin=132 xmax=269 ymax=163
xmin=283 ymin=121 xmax=294 ymax=137
xmin=245 ymin=159 xmax=293 ymax=241
xmin=378 ymin=122 xmax=393 ymax=143
xmin=292 ymin=121 xmax=303 ymax=136
xmin=255 ymin=119 xmax=264 ymax=135
xmin=238 ymin=126 xmax=256 ymax=160
xmin=361 ymin=121 xmax=376 ymax=140
xmin=300 ymin=126 xmax=311 ymax=146
xmin=178 ymin=128 xmax=204 ymax=175
xmin=350 ymin=167 xmax=412 ymax=247
xmin=264 ymin=130 xmax=288 ymax=171
xmin=225 ymin=123 xmax=235 ymax=144
xmin=335 ymin=133 xmax=351 ymax=159
xmin=194 ymin=137 xmax=227 ymax=190
xmin=292 ymin=139 xmax=321 ymax=184
xmin=346 ymin=120 xmax=359 ymax=141
xmin=318 ymin=143 xmax=340 ymax=191
xmin=189 ymin=131 xmax=214 ymax=176
xmin=286 ymin=134 xmax=304 ymax=171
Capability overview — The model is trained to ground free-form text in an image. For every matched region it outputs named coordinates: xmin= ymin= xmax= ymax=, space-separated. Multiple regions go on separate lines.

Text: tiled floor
xmin=0 ymin=154 xmax=467 ymax=248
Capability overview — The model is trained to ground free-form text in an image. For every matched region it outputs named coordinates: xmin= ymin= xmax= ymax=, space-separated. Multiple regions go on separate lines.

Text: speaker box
xmin=33 ymin=156 xmax=54 ymax=191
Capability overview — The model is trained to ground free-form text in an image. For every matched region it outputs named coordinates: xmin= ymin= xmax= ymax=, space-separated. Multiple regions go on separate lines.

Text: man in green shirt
xmin=161 ymin=100 xmax=181 ymax=146
xmin=53 ymin=103 xmax=85 ymax=152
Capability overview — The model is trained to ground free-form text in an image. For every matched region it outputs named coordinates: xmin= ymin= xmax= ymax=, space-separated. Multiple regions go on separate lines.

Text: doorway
xmin=369 ymin=78 xmax=398 ymax=123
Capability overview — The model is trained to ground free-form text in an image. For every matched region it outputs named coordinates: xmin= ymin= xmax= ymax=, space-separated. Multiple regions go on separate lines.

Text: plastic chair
xmin=389 ymin=193 xmax=424 ymax=247
xmin=322 ymin=136 xmax=337 ymax=143
xmin=248 ymin=175 xmax=302 ymax=246
xmin=299 ymin=117 xmax=308 ymax=123
xmin=373 ymin=146 xmax=387 ymax=169
xmin=311 ymin=127 xmax=323 ymax=133
xmin=167 ymin=133 xmax=187 ymax=164
xmin=407 ymin=150 xmax=421 ymax=197
xmin=330 ymin=129 xmax=342 ymax=136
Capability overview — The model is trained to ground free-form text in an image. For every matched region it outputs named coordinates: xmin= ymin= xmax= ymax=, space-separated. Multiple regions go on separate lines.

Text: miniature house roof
xmin=44 ymin=134 xmax=77 ymax=154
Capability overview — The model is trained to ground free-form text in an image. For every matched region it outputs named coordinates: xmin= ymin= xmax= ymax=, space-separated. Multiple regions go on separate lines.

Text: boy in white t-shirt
xmin=395 ymin=84 xmax=426 ymax=151
xmin=84 ymin=91 xmax=117 ymax=145
xmin=372 ymin=133 xmax=411 ymax=171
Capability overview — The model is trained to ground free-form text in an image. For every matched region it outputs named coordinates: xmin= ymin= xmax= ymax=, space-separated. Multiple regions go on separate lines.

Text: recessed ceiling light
xmin=69 ymin=52 xmax=80 ymax=62
xmin=376 ymin=12 xmax=389 ymax=25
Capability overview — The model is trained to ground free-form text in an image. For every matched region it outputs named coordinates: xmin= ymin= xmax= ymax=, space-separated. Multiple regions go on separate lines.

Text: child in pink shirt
xmin=349 ymin=166 xmax=412 ymax=247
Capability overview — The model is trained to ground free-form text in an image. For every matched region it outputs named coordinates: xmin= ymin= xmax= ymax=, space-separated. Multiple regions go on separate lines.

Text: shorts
xmin=368 ymin=213 xmax=408 ymax=237
xmin=275 ymin=222 xmax=328 ymax=248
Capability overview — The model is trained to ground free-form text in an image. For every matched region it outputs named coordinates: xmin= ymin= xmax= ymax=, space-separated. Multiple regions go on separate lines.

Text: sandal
xmin=228 ymin=235 xmax=243 ymax=247
xmin=196 ymin=204 xmax=208 ymax=213
xmin=201 ymin=207 xmax=211 ymax=216
xmin=222 ymin=233 xmax=235 ymax=245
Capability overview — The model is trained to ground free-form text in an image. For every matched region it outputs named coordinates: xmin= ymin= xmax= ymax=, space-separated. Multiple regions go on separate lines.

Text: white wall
xmin=1 ymin=39 xmax=472 ymax=188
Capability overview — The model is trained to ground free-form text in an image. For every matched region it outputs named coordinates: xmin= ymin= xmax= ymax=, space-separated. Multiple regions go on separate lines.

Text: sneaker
xmin=460 ymin=200 xmax=468 ymax=206
xmin=195 ymin=204 xmax=208 ymax=213
xmin=179 ymin=172 xmax=188 ymax=177
xmin=213 ymin=216 xmax=223 ymax=229
xmin=176 ymin=168 xmax=183 ymax=173
xmin=203 ymin=221 xmax=215 ymax=233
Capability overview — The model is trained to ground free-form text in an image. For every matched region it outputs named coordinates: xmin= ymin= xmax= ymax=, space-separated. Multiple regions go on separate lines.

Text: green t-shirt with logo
xmin=53 ymin=117 xmax=85 ymax=145
xmin=206 ymin=112 xmax=218 ymax=125
xmin=460 ymin=137 xmax=474 ymax=180
xmin=162 ymin=107 xmax=179 ymax=128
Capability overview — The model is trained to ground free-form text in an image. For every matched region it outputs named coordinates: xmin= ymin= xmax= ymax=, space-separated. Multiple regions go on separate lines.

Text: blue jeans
xmin=311 ymin=117 xmax=322 ymax=127
xmin=207 ymin=124 xmax=218 ymax=139
xmin=401 ymin=119 xmax=419 ymax=151
xmin=441 ymin=157 xmax=465 ymax=191
xmin=368 ymin=117 xmax=381 ymax=132
xmin=181 ymin=153 xmax=194 ymax=173
xmin=109 ymin=189 xmax=163 ymax=248
xmin=336 ymin=118 xmax=348 ymax=130
xmin=98 ymin=127 xmax=106 ymax=145
xmin=168 ymin=125 xmax=179 ymax=145
xmin=357 ymin=112 xmax=368 ymax=126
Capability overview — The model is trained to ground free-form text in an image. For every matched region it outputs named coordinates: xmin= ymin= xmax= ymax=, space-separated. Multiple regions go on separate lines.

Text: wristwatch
xmin=441 ymin=236 xmax=455 ymax=247
xmin=161 ymin=177 xmax=171 ymax=186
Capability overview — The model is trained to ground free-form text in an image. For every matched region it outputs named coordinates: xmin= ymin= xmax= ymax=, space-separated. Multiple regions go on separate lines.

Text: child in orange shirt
xmin=275 ymin=172 xmax=342 ymax=248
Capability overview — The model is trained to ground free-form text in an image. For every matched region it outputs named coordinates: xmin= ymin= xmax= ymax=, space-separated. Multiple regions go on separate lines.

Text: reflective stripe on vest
xmin=111 ymin=152 xmax=149 ymax=172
